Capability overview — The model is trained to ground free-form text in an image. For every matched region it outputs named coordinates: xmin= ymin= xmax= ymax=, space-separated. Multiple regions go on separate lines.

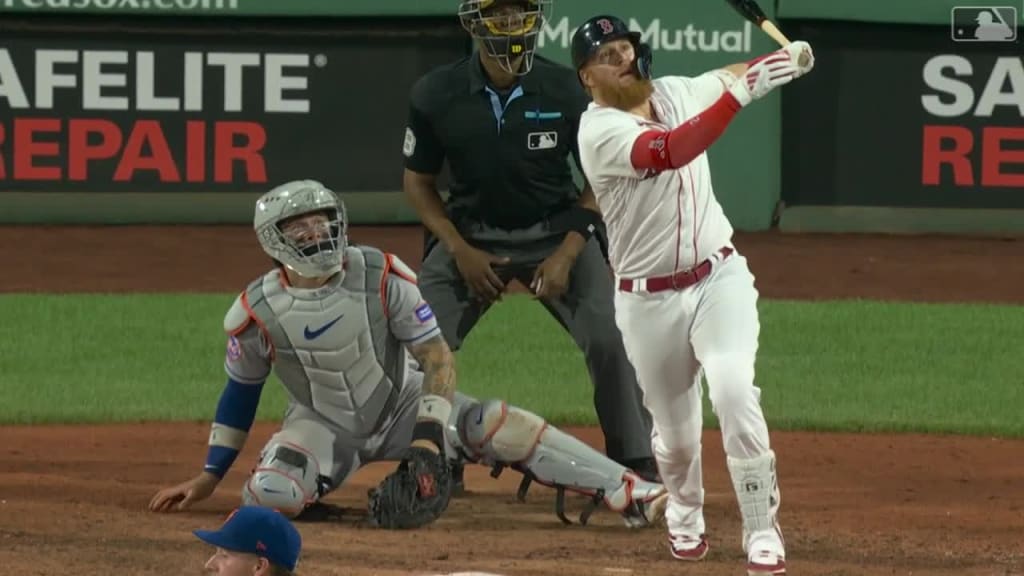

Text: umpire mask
xmin=459 ymin=0 xmax=551 ymax=76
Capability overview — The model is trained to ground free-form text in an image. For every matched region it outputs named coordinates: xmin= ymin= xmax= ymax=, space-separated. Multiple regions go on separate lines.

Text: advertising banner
xmin=779 ymin=0 xmax=1024 ymax=26
xmin=0 ymin=0 xmax=451 ymax=17
xmin=781 ymin=18 xmax=1023 ymax=209
xmin=0 ymin=19 xmax=467 ymax=193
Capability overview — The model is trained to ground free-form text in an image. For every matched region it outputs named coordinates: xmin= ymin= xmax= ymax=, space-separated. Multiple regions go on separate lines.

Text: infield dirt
xmin=1 ymin=226 xmax=1022 ymax=576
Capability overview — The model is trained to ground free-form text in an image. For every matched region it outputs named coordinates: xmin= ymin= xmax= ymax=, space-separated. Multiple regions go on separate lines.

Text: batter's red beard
xmin=600 ymin=76 xmax=655 ymax=111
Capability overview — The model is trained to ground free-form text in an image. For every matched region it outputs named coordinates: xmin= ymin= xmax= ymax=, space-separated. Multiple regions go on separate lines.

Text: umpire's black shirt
xmin=403 ymin=52 xmax=591 ymax=231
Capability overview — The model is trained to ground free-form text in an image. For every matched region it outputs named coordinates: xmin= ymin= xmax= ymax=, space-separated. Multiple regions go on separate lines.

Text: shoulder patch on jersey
xmin=403 ymin=126 xmax=416 ymax=157
xmin=414 ymin=302 xmax=435 ymax=323
xmin=223 ymin=292 xmax=252 ymax=335
xmin=226 ymin=335 xmax=242 ymax=361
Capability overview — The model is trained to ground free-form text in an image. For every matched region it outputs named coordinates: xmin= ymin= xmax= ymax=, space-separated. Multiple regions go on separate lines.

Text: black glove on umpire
xmin=367 ymin=445 xmax=453 ymax=529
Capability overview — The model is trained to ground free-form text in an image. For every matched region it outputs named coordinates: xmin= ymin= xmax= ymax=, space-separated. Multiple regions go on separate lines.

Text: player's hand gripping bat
xmin=724 ymin=0 xmax=811 ymax=67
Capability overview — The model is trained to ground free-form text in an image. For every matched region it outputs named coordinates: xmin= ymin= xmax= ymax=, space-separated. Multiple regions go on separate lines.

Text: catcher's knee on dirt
xmin=241 ymin=441 xmax=328 ymax=518
xmin=455 ymin=399 xmax=667 ymax=527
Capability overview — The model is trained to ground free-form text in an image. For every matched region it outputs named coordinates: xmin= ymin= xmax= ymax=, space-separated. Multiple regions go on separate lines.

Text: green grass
xmin=1 ymin=294 xmax=1022 ymax=437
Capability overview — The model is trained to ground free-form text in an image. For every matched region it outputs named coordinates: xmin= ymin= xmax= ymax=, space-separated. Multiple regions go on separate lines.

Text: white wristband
xmin=417 ymin=394 xmax=453 ymax=427
xmin=710 ymin=68 xmax=739 ymax=89
xmin=208 ymin=423 xmax=248 ymax=450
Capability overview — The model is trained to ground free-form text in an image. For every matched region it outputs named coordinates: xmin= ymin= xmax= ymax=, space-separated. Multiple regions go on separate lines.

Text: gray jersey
xmin=222 ymin=246 xmax=440 ymax=437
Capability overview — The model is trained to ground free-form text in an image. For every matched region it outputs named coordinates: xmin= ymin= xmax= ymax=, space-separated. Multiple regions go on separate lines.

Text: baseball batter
xmin=569 ymin=15 xmax=815 ymax=575
xmin=148 ymin=179 xmax=668 ymax=530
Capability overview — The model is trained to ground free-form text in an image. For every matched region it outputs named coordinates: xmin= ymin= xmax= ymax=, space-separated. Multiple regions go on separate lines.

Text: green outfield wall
xmin=0 ymin=1 xmax=1022 ymax=234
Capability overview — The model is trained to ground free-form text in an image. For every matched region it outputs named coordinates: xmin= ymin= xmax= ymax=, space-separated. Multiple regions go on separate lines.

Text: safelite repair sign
xmin=0 ymin=44 xmax=326 ymax=189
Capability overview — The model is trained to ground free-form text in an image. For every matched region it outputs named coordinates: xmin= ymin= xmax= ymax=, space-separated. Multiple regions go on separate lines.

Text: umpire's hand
xmin=451 ymin=244 xmax=510 ymax=303
xmin=531 ymin=250 xmax=574 ymax=300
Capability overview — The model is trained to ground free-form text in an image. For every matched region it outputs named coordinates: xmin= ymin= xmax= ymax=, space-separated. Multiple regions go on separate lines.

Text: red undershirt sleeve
xmin=629 ymin=91 xmax=743 ymax=172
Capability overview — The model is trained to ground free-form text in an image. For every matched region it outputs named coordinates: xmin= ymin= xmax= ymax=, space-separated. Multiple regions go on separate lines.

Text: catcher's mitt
xmin=367 ymin=446 xmax=452 ymax=529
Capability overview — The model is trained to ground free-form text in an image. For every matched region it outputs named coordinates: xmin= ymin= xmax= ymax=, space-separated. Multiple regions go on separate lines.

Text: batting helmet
xmin=570 ymin=15 xmax=653 ymax=80
xmin=253 ymin=179 xmax=348 ymax=279
xmin=458 ymin=0 xmax=552 ymax=76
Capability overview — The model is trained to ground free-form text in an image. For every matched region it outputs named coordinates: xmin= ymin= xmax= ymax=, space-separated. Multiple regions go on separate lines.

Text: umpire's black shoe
xmin=623 ymin=457 xmax=662 ymax=483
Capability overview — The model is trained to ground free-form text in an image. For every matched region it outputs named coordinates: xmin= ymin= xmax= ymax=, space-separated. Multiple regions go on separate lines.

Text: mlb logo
xmin=528 ymin=131 xmax=558 ymax=150
xmin=951 ymin=6 xmax=1018 ymax=42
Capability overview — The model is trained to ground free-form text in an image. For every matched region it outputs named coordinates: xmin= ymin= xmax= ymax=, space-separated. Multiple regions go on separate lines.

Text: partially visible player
xmin=148 ymin=179 xmax=667 ymax=531
xmin=571 ymin=15 xmax=815 ymax=575
xmin=193 ymin=506 xmax=302 ymax=576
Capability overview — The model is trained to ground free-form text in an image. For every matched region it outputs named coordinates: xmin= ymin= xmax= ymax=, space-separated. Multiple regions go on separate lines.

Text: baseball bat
xmin=723 ymin=0 xmax=810 ymax=66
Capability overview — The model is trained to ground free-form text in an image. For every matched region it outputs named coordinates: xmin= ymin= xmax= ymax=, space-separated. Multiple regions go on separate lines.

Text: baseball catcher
xmin=149 ymin=180 xmax=668 ymax=530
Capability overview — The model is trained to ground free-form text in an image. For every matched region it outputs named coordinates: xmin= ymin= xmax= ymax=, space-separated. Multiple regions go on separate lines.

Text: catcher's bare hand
xmin=367 ymin=445 xmax=452 ymax=529
xmin=149 ymin=472 xmax=220 ymax=513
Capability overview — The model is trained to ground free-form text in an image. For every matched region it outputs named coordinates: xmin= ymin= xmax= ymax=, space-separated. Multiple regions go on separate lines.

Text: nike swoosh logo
xmin=304 ymin=314 xmax=344 ymax=340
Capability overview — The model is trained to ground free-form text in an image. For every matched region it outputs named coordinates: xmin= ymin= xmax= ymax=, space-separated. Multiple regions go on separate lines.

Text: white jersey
xmin=578 ymin=73 xmax=736 ymax=280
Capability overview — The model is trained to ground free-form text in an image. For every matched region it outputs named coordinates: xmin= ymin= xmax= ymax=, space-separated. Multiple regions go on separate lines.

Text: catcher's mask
xmin=458 ymin=0 xmax=552 ymax=76
xmin=253 ymin=180 xmax=348 ymax=279
xmin=571 ymin=15 xmax=653 ymax=83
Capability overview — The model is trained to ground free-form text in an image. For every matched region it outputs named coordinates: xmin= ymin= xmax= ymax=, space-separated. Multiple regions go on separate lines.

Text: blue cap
xmin=194 ymin=506 xmax=302 ymax=571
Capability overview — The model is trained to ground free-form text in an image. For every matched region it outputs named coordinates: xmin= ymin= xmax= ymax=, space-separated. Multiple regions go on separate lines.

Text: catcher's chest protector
xmin=244 ymin=246 xmax=406 ymax=437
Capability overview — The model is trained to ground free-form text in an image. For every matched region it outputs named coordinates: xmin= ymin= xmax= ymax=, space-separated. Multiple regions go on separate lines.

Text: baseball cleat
xmin=620 ymin=477 xmax=669 ymax=528
xmin=745 ymin=527 xmax=786 ymax=575
xmin=669 ymin=534 xmax=709 ymax=561
xmin=449 ymin=459 xmax=467 ymax=497
xmin=746 ymin=550 xmax=785 ymax=575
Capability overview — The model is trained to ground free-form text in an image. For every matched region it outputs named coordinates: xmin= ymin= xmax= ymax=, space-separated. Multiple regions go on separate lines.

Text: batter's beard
xmin=602 ymin=76 xmax=654 ymax=111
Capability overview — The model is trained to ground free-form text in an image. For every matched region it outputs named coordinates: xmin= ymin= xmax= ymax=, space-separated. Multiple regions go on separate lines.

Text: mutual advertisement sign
xmin=781 ymin=20 xmax=1023 ymax=209
xmin=0 ymin=25 xmax=465 ymax=192
xmin=539 ymin=16 xmax=754 ymax=54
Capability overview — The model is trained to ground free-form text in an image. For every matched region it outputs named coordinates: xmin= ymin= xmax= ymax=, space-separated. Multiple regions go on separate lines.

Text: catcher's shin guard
xmin=453 ymin=399 xmax=667 ymax=527
xmin=241 ymin=441 xmax=330 ymax=519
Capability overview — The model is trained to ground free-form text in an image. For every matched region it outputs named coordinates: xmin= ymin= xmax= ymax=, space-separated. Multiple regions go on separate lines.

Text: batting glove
xmin=728 ymin=51 xmax=799 ymax=106
xmin=783 ymin=40 xmax=815 ymax=78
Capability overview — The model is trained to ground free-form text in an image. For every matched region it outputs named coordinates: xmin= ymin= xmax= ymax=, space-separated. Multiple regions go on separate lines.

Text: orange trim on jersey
xmin=227 ymin=291 xmax=253 ymax=337
xmin=240 ymin=290 xmax=276 ymax=361
xmin=386 ymin=253 xmax=418 ymax=285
